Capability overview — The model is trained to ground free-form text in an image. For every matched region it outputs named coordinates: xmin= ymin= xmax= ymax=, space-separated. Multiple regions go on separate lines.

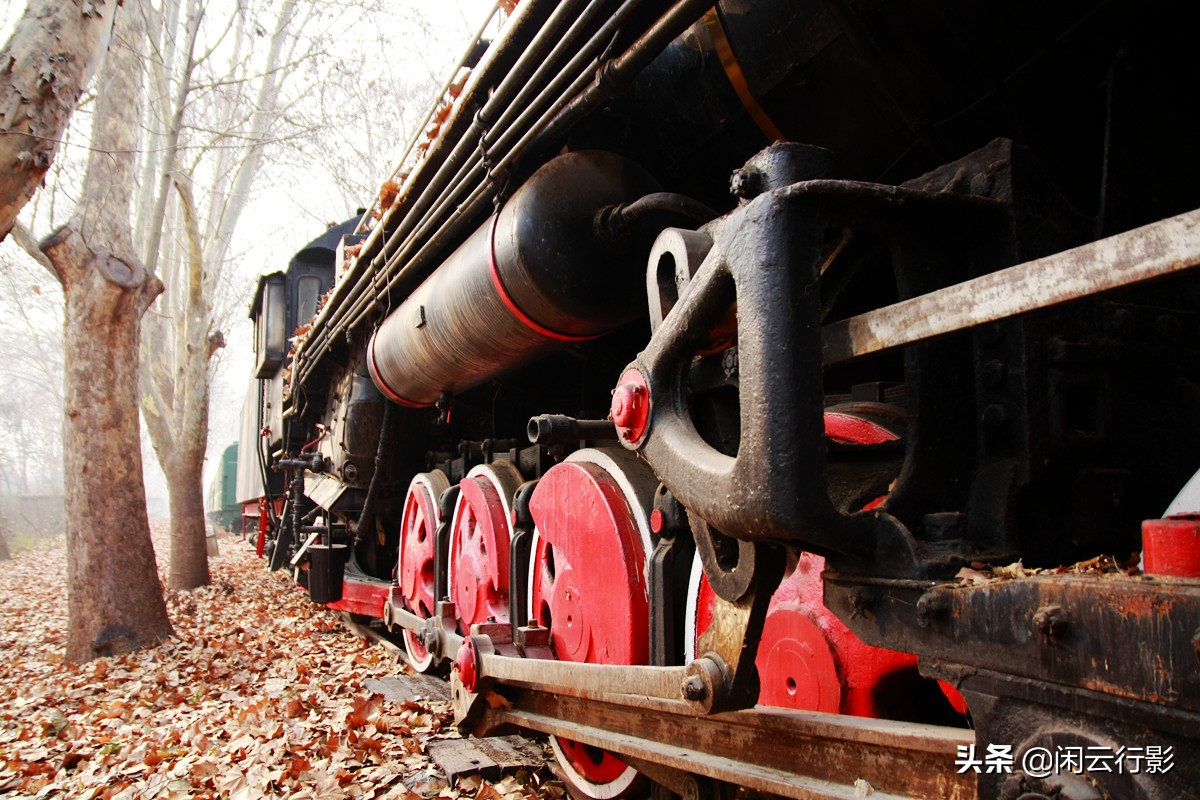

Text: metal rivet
xmin=1032 ymin=605 xmax=1067 ymax=638
xmin=916 ymin=592 xmax=950 ymax=628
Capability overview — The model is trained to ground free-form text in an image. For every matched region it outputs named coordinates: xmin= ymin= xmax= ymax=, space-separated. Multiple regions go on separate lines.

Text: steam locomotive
xmin=237 ymin=1 xmax=1200 ymax=797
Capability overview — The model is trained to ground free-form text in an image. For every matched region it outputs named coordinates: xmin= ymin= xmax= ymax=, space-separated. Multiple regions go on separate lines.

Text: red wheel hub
xmin=398 ymin=472 xmax=449 ymax=670
xmin=450 ymin=465 xmax=518 ymax=629
xmin=611 ymin=368 xmax=651 ymax=445
xmin=529 ymin=451 xmax=653 ymax=794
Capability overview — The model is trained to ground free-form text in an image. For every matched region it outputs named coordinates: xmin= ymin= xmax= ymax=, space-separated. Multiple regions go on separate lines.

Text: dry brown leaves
xmin=955 ymin=553 xmax=1141 ymax=586
xmin=0 ymin=523 xmax=561 ymax=800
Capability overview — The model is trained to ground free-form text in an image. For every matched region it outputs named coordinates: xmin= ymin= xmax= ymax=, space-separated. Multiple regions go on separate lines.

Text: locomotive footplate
xmin=824 ymin=572 xmax=1200 ymax=799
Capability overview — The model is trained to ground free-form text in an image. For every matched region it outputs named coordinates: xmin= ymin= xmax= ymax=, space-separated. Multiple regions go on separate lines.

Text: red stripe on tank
xmin=367 ymin=333 xmax=432 ymax=408
xmin=486 ymin=216 xmax=599 ymax=343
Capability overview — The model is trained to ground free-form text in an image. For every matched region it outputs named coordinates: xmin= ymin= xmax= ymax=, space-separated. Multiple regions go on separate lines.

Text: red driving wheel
xmin=449 ymin=462 xmax=522 ymax=631
xmin=398 ymin=470 xmax=450 ymax=671
xmin=528 ymin=449 xmax=655 ymax=800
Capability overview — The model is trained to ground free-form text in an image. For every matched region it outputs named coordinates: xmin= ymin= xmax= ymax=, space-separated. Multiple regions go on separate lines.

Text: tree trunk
xmin=165 ymin=458 xmax=211 ymax=589
xmin=140 ymin=173 xmax=218 ymax=591
xmin=48 ymin=228 xmax=173 ymax=661
xmin=41 ymin=0 xmax=175 ymax=662
xmin=0 ymin=0 xmax=120 ymax=240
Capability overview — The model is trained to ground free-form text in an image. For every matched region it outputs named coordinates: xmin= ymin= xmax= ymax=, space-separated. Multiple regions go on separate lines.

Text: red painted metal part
xmin=327 ymin=577 xmax=390 ymax=619
xmin=611 ymin=368 xmax=651 ymax=446
xmin=400 ymin=475 xmax=442 ymax=619
xmin=692 ymin=411 xmax=934 ymax=716
xmin=823 ymin=411 xmax=899 ymax=445
xmin=451 ymin=474 xmax=512 ymax=628
xmin=529 ymin=460 xmax=650 ymax=664
xmin=456 ymin=638 xmax=479 ymax=693
xmin=695 ymin=553 xmax=917 ymax=715
xmin=1142 ymin=515 xmax=1200 ymax=577
xmin=529 ymin=458 xmax=650 ymax=787
xmin=247 ymin=497 xmax=282 ymax=557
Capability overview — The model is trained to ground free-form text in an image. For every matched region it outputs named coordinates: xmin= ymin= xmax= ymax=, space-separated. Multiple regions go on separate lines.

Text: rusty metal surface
xmin=472 ymin=686 xmax=976 ymax=800
xmin=473 ymin=650 xmax=697 ymax=715
xmin=822 ymin=208 xmax=1200 ymax=365
xmin=825 ymin=573 xmax=1200 ymax=719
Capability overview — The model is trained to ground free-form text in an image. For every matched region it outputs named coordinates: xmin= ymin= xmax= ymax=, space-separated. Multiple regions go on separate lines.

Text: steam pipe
xmin=368 ymin=0 xmax=593 ymax=278
xmin=310 ymin=0 xmax=557 ymax=355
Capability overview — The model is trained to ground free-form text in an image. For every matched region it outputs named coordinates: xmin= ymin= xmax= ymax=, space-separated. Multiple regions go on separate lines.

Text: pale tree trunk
xmin=40 ymin=0 xmax=174 ymax=662
xmin=142 ymin=174 xmax=216 ymax=590
xmin=0 ymin=0 xmax=119 ymax=240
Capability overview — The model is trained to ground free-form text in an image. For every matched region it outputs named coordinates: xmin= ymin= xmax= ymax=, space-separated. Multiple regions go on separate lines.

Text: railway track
xmin=342 ymin=613 xmax=973 ymax=799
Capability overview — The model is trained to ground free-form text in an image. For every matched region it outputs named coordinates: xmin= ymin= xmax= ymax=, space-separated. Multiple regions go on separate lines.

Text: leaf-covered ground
xmin=0 ymin=523 xmax=561 ymax=800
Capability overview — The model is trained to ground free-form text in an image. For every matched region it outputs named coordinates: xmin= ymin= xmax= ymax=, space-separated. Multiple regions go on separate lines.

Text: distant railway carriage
xmin=235 ymin=3 xmax=1200 ymax=798
xmin=203 ymin=443 xmax=239 ymax=532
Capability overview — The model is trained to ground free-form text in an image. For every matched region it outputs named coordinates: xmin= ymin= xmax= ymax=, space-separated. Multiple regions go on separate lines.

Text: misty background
xmin=0 ymin=0 xmax=495 ymax=543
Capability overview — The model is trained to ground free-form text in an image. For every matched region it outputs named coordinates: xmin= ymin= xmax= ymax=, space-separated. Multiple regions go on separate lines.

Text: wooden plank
xmin=365 ymin=674 xmax=452 ymax=703
xmin=427 ymin=736 xmax=547 ymax=784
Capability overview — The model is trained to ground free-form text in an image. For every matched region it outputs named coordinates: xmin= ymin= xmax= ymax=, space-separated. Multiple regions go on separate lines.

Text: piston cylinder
xmin=367 ymin=151 xmax=658 ymax=407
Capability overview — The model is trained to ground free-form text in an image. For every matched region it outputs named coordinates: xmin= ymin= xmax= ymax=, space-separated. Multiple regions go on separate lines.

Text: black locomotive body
xmin=240 ymin=2 xmax=1200 ymax=797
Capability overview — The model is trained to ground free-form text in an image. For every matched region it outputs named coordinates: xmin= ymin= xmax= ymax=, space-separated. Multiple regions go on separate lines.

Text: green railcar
xmin=204 ymin=443 xmax=240 ymax=532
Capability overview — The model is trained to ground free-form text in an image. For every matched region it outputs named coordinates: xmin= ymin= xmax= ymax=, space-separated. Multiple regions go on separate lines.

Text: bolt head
xmin=454 ymin=639 xmax=478 ymax=693
xmin=681 ymin=675 xmax=707 ymax=701
xmin=611 ymin=383 xmax=643 ymax=426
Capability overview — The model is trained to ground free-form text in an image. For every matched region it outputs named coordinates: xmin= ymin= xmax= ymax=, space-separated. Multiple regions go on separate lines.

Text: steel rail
xmin=350 ymin=609 xmax=972 ymax=798
xmin=822 ymin=207 xmax=1200 ymax=365
xmin=470 ymin=685 xmax=976 ymax=800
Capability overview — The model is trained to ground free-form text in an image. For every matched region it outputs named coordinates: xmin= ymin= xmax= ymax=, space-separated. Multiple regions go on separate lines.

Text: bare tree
xmin=0 ymin=0 xmax=121 ymax=240
xmin=135 ymin=0 xmax=411 ymax=590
